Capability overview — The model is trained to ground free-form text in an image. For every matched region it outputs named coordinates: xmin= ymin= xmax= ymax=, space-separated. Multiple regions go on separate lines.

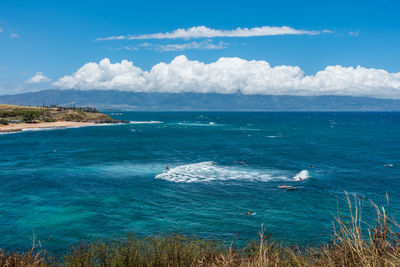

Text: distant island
xmin=0 ymin=104 xmax=123 ymax=133
xmin=2 ymin=89 xmax=400 ymax=111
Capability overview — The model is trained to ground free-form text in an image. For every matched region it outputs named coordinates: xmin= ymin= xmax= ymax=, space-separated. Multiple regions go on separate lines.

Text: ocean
xmin=1 ymin=112 xmax=399 ymax=253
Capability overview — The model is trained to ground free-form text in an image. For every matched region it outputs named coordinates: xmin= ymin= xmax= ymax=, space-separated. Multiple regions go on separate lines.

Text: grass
xmin=2 ymin=193 xmax=400 ymax=266
xmin=0 ymin=104 xmax=43 ymax=110
xmin=0 ymin=104 xmax=116 ymax=124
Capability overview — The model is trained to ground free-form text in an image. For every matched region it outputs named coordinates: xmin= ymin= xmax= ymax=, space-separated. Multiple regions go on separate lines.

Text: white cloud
xmin=349 ymin=31 xmax=360 ymax=36
xmin=53 ymin=56 xmax=400 ymax=99
xmin=10 ymin=33 xmax=19 ymax=38
xmin=140 ymin=40 xmax=227 ymax=51
xmin=112 ymin=46 xmax=138 ymax=51
xmin=96 ymin=25 xmax=329 ymax=41
xmin=113 ymin=40 xmax=227 ymax=52
xmin=25 ymin=72 xmax=51 ymax=84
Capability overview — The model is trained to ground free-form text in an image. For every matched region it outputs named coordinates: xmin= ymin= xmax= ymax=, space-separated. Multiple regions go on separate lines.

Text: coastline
xmin=0 ymin=121 xmax=99 ymax=133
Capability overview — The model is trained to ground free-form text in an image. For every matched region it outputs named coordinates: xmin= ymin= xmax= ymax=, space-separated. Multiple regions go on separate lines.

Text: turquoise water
xmin=1 ymin=112 xmax=400 ymax=253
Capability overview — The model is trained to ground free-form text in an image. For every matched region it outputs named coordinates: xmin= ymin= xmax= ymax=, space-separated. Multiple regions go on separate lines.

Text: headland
xmin=0 ymin=104 xmax=123 ymax=133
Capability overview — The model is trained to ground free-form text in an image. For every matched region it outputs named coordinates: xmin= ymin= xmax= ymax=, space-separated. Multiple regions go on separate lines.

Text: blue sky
xmin=1 ymin=0 xmax=400 ymax=97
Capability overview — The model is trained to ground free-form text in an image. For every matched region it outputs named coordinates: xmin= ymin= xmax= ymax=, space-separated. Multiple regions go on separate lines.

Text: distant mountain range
xmin=1 ymin=89 xmax=400 ymax=111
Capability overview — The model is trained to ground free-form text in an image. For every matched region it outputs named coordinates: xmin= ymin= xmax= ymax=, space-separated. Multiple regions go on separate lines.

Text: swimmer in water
xmin=310 ymin=165 xmax=314 ymax=169
xmin=165 ymin=164 xmax=169 ymax=171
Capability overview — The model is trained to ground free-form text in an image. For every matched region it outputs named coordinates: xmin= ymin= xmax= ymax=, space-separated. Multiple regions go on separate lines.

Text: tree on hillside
xmin=23 ymin=110 xmax=41 ymax=123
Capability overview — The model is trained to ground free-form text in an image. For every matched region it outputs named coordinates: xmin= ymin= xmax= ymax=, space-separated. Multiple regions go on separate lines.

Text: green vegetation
xmin=0 ymin=104 xmax=119 ymax=124
xmin=23 ymin=110 xmax=43 ymax=123
xmin=43 ymin=117 xmax=57 ymax=122
xmin=0 ymin=118 xmax=8 ymax=125
xmin=1 ymin=194 xmax=399 ymax=266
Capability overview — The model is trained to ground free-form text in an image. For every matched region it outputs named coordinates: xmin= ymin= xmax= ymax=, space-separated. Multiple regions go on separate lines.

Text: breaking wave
xmin=293 ymin=170 xmax=310 ymax=181
xmin=155 ymin=161 xmax=287 ymax=183
xmin=177 ymin=122 xmax=219 ymax=127
xmin=130 ymin=121 xmax=164 ymax=124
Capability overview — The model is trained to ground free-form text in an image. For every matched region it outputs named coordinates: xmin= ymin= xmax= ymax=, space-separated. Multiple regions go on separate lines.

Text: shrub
xmin=23 ymin=110 xmax=41 ymax=123
xmin=63 ymin=113 xmax=84 ymax=121
xmin=0 ymin=118 xmax=8 ymax=125
xmin=0 ymin=110 xmax=26 ymax=118
xmin=43 ymin=117 xmax=57 ymax=122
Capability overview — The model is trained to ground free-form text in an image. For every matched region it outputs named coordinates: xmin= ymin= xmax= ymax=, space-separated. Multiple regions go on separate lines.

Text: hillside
xmin=0 ymin=104 xmax=122 ymax=132
xmin=1 ymin=89 xmax=400 ymax=111
xmin=0 ymin=104 xmax=118 ymax=124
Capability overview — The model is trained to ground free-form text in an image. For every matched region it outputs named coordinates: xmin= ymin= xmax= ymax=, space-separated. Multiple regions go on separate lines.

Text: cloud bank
xmin=53 ymin=56 xmax=400 ymax=99
xmin=26 ymin=72 xmax=51 ymax=84
xmin=96 ymin=25 xmax=328 ymax=41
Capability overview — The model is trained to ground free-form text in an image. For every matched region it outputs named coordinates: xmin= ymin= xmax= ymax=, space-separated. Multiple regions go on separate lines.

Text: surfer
xmin=165 ymin=164 xmax=169 ymax=172
xmin=242 ymin=211 xmax=253 ymax=215
xmin=278 ymin=185 xmax=294 ymax=189
xmin=310 ymin=165 xmax=314 ymax=169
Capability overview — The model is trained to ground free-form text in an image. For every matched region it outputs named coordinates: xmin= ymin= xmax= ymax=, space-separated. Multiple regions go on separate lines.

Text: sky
xmin=1 ymin=0 xmax=400 ymax=98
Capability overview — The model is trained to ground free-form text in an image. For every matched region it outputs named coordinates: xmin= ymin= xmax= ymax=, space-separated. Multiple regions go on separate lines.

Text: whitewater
xmin=155 ymin=161 xmax=306 ymax=183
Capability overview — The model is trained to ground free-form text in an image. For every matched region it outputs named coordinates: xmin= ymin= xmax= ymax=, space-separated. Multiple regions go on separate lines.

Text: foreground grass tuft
xmin=0 ymin=243 xmax=43 ymax=267
xmin=2 ymin=193 xmax=400 ymax=266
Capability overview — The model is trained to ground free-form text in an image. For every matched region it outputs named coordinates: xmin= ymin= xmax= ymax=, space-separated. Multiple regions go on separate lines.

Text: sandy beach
xmin=0 ymin=121 xmax=97 ymax=133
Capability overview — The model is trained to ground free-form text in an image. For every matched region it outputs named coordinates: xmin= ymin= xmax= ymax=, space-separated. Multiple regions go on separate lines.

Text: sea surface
xmin=1 ymin=112 xmax=399 ymax=253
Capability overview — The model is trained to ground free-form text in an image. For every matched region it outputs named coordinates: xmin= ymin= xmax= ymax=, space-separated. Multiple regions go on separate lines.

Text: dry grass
xmin=0 ymin=104 xmax=44 ymax=110
xmin=0 ymin=236 xmax=44 ymax=267
xmin=2 ymin=193 xmax=400 ymax=266
xmin=0 ymin=104 xmax=115 ymax=124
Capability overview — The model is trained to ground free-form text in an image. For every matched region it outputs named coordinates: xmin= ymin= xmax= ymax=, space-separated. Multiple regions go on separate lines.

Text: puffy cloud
xmin=25 ymin=72 xmax=51 ymax=84
xmin=53 ymin=56 xmax=400 ymax=99
xmin=96 ymin=25 xmax=328 ymax=41
xmin=54 ymin=59 xmax=145 ymax=90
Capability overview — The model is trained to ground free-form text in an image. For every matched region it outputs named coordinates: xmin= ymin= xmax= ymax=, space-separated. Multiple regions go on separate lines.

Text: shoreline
xmin=0 ymin=121 xmax=99 ymax=133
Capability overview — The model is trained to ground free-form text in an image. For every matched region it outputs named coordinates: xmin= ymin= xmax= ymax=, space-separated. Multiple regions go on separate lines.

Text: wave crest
xmin=130 ymin=121 xmax=164 ymax=124
xmin=155 ymin=161 xmax=285 ymax=183
xmin=293 ymin=170 xmax=310 ymax=181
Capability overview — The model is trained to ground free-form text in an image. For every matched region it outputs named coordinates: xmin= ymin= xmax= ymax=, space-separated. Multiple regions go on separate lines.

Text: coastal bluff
xmin=0 ymin=104 xmax=123 ymax=133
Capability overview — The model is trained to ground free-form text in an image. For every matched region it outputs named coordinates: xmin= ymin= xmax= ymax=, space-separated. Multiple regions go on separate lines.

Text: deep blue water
xmin=1 ymin=112 xmax=399 ymax=253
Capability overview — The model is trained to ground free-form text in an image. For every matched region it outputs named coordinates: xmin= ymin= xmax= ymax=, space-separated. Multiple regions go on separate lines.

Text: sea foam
xmin=293 ymin=170 xmax=310 ymax=181
xmin=130 ymin=121 xmax=164 ymax=124
xmin=177 ymin=122 xmax=218 ymax=127
xmin=155 ymin=161 xmax=286 ymax=183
